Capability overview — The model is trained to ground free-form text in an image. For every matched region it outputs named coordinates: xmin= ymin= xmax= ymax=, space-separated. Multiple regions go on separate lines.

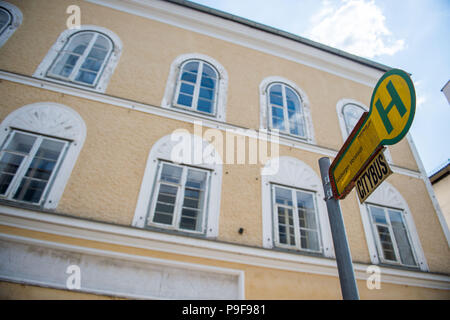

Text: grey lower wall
xmin=0 ymin=238 xmax=242 ymax=299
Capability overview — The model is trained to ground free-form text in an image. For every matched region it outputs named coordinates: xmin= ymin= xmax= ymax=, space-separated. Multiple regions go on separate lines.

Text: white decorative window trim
xmin=0 ymin=1 xmax=22 ymax=48
xmin=132 ymin=132 xmax=223 ymax=238
xmin=33 ymin=25 xmax=122 ymax=93
xmin=358 ymin=181 xmax=428 ymax=271
xmin=259 ymin=76 xmax=315 ymax=144
xmin=261 ymin=156 xmax=333 ymax=257
xmin=161 ymin=53 xmax=228 ymax=121
xmin=0 ymin=102 xmax=86 ymax=209
xmin=336 ymin=98 xmax=393 ymax=163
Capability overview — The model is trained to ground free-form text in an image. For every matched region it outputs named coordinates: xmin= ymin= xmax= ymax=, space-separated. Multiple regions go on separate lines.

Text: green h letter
xmin=375 ymin=81 xmax=407 ymax=134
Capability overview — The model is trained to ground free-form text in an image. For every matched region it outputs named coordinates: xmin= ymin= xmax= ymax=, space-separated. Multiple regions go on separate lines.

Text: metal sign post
xmin=319 ymin=157 xmax=360 ymax=300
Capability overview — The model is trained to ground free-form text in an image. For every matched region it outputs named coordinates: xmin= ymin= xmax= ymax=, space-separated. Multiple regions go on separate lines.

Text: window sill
xmin=271 ymin=245 xmax=327 ymax=259
xmin=377 ymin=262 xmax=421 ymax=272
xmin=142 ymin=224 xmax=210 ymax=240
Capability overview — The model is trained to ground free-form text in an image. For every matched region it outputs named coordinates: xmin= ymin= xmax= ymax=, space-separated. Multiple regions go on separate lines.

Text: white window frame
xmin=367 ymin=204 xmax=418 ymax=267
xmin=0 ymin=1 xmax=22 ymax=48
xmin=132 ymin=133 xmax=222 ymax=238
xmin=45 ymin=31 xmax=113 ymax=88
xmin=259 ymin=76 xmax=315 ymax=144
xmin=33 ymin=25 xmax=122 ymax=93
xmin=336 ymin=98 xmax=392 ymax=163
xmin=0 ymin=130 xmax=69 ymax=206
xmin=147 ymin=160 xmax=211 ymax=234
xmin=271 ymin=184 xmax=323 ymax=253
xmin=161 ymin=53 xmax=228 ymax=121
xmin=173 ymin=59 xmax=219 ymax=116
xmin=0 ymin=102 xmax=86 ymax=209
xmin=358 ymin=181 xmax=428 ymax=271
xmin=261 ymin=156 xmax=333 ymax=258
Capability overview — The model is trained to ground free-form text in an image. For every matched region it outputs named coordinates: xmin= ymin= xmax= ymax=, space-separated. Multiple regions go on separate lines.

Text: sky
xmin=189 ymin=0 xmax=450 ymax=175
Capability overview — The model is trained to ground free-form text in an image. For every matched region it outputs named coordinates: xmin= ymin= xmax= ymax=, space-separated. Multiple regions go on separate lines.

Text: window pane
xmin=186 ymin=169 xmax=207 ymax=190
xmin=0 ymin=153 xmax=24 ymax=194
xmin=35 ymin=139 xmax=65 ymax=161
xmin=181 ymin=169 xmax=207 ymax=231
xmin=271 ymin=116 xmax=286 ymax=131
xmin=271 ymin=106 xmax=284 ymax=119
xmin=285 ymin=87 xmax=300 ymax=112
xmin=25 ymin=139 xmax=64 ymax=181
xmin=202 ymin=64 xmax=216 ymax=78
xmin=177 ymin=93 xmax=193 ymax=107
xmin=199 ymin=87 xmax=214 ymax=100
xmin=369 ymin=206 xmax=387 ymax=224
xmin=153 ymin=203 xmax=175 ymax=225
xmin=81 ymin=57 xmax=103 ymax=72
xmin=269 ymin=85 xmax=283 ymax=106
xmin=277 ymin=206 xmax=295 ymax=245
xmin=93 ymin=35 xmax=111 ymax=51
xmin=200 ymin=76 xmax=215 ymax=89
xmin=180 ymin=83 xmax=194 ymax=95
xmin=13 ymin=178 xmax=47 ymax=203
xmin=184 ymin=61 xmax=199 ymax=73
xmin=300 ymin=229 xmax=320 ymax=251
xmin=297 ymin=191 xmax=320 ymax=251
xmin=11 ymin=138 xmax=65 ymax=204
xmin=389 ymin=210 xmax=416 ymax=266
xmin=87 ymin=47 xmax=108 ymax=61
xmin=343 ymin=104 xmax=365 ymax=135
xmin=157 ymin=184 xmax=178 ymax=204
xmin=376 ymin=225 xmax=397 ymax=261
xmin=0 ymin=8 xmax=11 ymax=34
xmin=181 ymin=71 xmax=197 ymax=83
xmin=275 ymin=187 xmax=293 ymax=206
xmin=66 ymin=33 xmax=93 ymax=54
xmin=160 ymin=164 xmax=182 ymax=184
xmin=197 ymin=98 xmax=212 ymax=113
xmin=75 ymin=70 xmax=97 ymax=85
xmin=5 ymin=133 xmax=36 ymax=154
xmin=179 ymin=209 xmax=198 ymax=230
xmin=296 ymin=191 xmax=317 ymax=229
xmin=288 ymin=110 xmax=305 ymax=137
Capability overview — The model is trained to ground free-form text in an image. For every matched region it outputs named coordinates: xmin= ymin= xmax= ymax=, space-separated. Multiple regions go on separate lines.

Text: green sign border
xmin=329 ymin=68 xmax=416 ymax=198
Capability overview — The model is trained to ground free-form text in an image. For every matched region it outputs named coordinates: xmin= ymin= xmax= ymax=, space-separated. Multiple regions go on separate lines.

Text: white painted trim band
xmin=0 ymin=205 xmax=448 ymax=290
xmin=0 ymin=71 xmax=423 ymax=180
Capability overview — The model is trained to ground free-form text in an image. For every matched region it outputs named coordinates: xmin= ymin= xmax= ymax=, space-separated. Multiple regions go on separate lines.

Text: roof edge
xmin=164 ymin=0 xmax=392 ymax=72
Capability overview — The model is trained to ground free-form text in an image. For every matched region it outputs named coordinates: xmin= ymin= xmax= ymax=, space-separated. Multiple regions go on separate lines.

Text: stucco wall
xmin=1 ymin=80 xmax=448 ymax=273
xmin=0 ymin=226 xmax=448 ymax=300
xmin=0 ymin=0 xmax=419 ymax=171
xmin=432 ymin=174 xmax=450 ymax=228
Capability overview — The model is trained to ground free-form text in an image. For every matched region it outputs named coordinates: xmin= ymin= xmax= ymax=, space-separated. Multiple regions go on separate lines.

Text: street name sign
xmin=329 ymin=69 xmax=416 ymax=199
xmin=355 ymin=148 xmax=392 ymax=203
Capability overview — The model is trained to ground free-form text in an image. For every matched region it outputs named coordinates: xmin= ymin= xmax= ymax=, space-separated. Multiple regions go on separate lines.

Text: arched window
xmin=358 ymin=182 xmax=428 ymax=271
xmin=47 ymin=31 xmax=113 ymax=86
xmin=342 ymin=103 xmax=366 ymax=135
xmin=34 ymin=26 xmax=122 ymax=92
xmin=260 ymin=77 xmax=314 ymax=143
xmin=0 ymin=102 xmax=86 ymax=209
xmin=162 ymin=53 xmax=228 ymax=121
xmin=0 ymin=1 xmax=22 ymax=48
xmin=132 ymin=132 xmax=222 ymax=238
xmin=175 ymin=60 xmax=218 ymax=115
xmin=261 ymin=156 xmax=333 ymax=257
xmin=268 ymin=83 xmax=306 ymax=137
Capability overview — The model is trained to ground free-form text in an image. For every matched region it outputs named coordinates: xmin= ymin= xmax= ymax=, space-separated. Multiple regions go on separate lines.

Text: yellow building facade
xmin=0 ymin=0 xmax=449 ymax=299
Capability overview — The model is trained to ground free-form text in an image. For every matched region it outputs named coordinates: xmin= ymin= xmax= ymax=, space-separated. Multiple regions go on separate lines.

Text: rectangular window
xmin=0 ymin=130 xmax=68 ymax=205
xmin=148 ymin=161 xmax=210 ymax=233
xmin=368 ymin=204 xmax=417 ymax=267
xmin=272 ymin=184 xmax=322 ymax=253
